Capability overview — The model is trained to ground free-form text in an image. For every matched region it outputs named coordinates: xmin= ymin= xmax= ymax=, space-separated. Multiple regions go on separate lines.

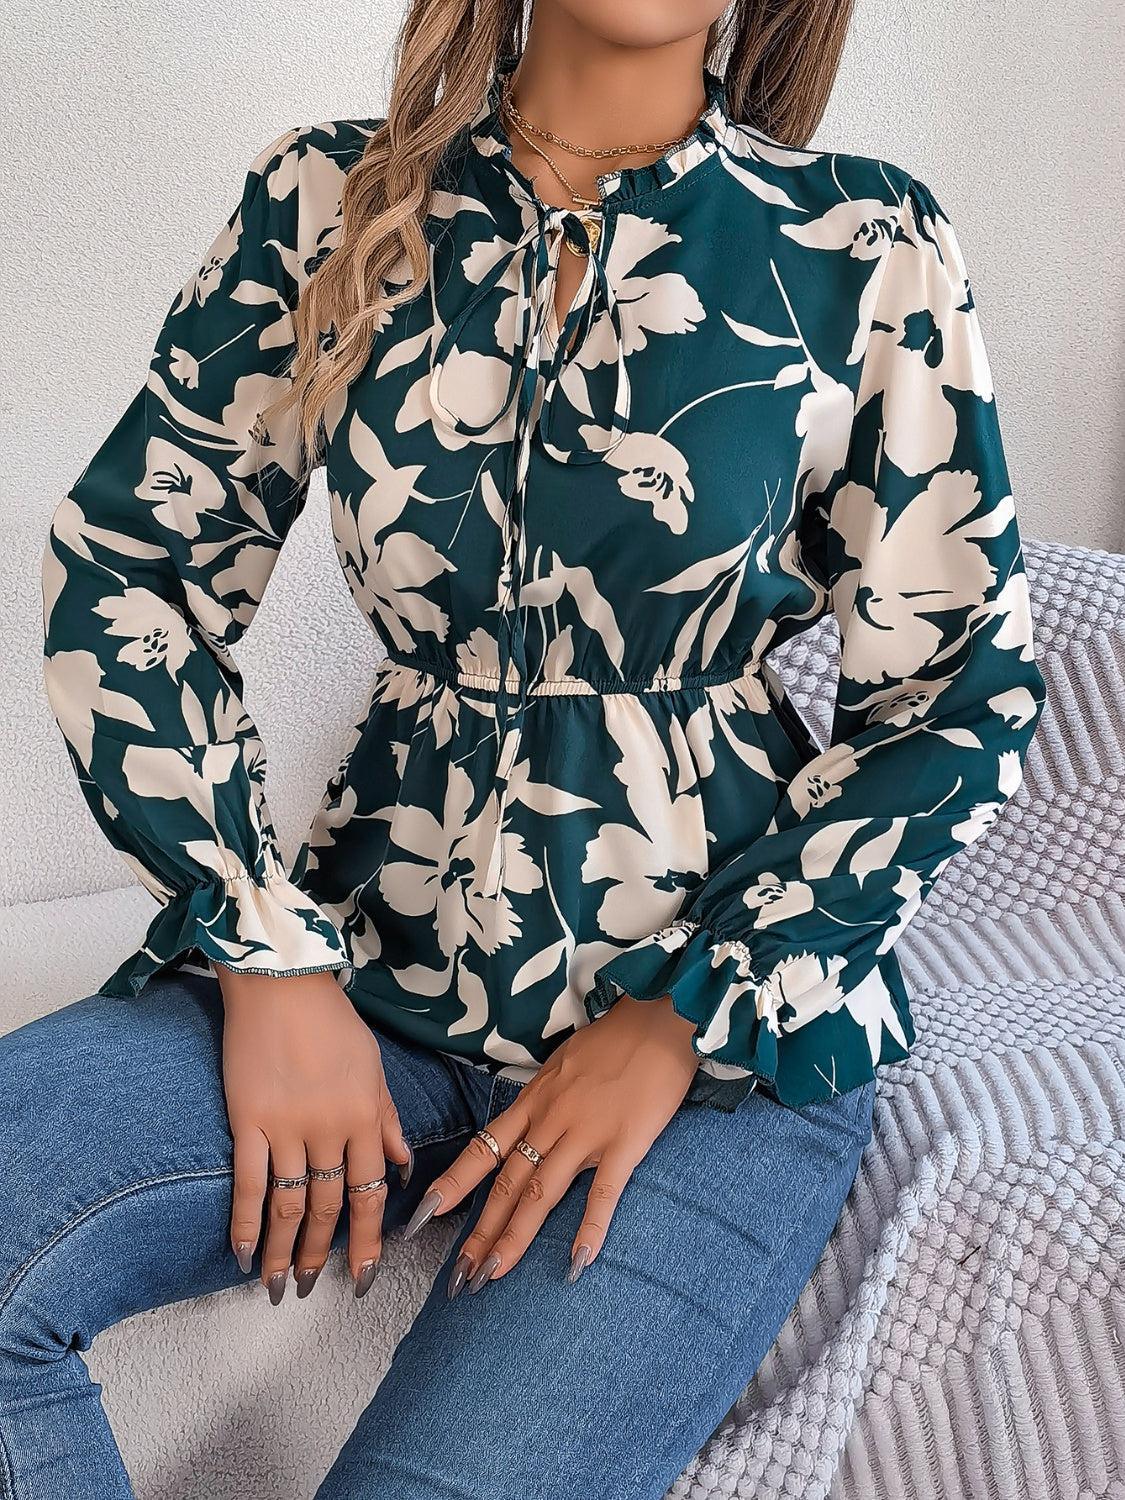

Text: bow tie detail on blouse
xmin=428 ymin=205 xmax=632 ymax=897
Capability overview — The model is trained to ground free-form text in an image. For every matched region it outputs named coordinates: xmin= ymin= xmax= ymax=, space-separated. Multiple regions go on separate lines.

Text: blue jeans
xmin=0 ymin=971 xmax=874 ymax=1499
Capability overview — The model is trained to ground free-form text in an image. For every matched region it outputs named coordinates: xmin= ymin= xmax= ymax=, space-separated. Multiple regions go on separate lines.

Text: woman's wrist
xmin=651 ymin=994 xmax=700 ymax=1064
xmin=214 ymin=965 xmax=346 ymax=1012
xmin=605 ymin=991 xmax=699 ymax=1066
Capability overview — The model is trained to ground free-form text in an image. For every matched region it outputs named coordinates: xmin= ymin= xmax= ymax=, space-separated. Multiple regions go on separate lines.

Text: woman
xmin=15 ymin=0 xmax=1045 ymax=1495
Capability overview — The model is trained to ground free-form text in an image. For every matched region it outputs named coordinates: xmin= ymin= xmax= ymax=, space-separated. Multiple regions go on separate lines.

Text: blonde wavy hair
xmin=267 ymin=0 xmax=854 ymax=482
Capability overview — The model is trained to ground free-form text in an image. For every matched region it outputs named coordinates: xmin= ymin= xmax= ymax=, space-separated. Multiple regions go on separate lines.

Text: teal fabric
xmin=41 ymin=56 xmax=1047 ymax=1108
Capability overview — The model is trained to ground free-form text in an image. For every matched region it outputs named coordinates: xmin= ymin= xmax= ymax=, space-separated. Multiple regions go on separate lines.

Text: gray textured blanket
xmin=671 ymin=537 xmax=1125 ymax=1499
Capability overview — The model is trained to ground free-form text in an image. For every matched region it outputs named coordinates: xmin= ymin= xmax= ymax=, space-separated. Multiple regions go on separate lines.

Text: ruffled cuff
xmin=97 ymin=847 xmax=351 ymax=999
xmin=586 ymin=917 xmax=774 ymax=1105
xmin=586 ymin=916 xmax=911 ymax=1109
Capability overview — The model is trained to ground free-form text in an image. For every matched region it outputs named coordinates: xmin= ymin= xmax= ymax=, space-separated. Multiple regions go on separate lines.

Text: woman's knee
xmin=0 ymin=977 xmax=240 ymax=1362
xmin=0 ymin=1162 xmax=240 ymax=1377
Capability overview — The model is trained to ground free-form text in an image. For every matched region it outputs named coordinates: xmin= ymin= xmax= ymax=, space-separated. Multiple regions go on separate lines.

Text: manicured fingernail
xmin=354 ymin=1260 xmax=378 ymax=1299
xmin=568 ymin=1244 xmax=592 ymax=1284
xmin=234 ymin=1242 xmax=254 ymax=1274
xmin=468 ymin=1251 xmax=501 ymax=1293
xmin=296 ymin=1267 xmax=321 ymax=1299
xmin=399 ymin=1144 xmax=414 ymax=1189
xmin=403 ymin=1188 xmax=441 ymax=1239
xmin=267 ymin=1271 xmax=287 ymax=1306
xmin=447 ymin=1252 xmax=472 ymax=1301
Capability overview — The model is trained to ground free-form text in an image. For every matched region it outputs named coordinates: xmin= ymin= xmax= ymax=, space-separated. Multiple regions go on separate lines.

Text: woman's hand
xmin=404 ymin=994 xmax=699 ymax=1293
xmin=218 ymin=968 xmax=412 ymax=1304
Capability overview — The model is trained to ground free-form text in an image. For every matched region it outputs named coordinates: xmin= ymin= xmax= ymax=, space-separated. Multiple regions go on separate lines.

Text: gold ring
xmin=474 ymin=1128 xmax=503 ymax=1164
xmin=515 ymin=1139 xmax=544 ymax=1167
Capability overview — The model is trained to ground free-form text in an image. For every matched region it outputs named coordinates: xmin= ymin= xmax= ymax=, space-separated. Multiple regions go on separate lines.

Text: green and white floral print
xmin=41 ymin=55 xmax=1047 ymax=1108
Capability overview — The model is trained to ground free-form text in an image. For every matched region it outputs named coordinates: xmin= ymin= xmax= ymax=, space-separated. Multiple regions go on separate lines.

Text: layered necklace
xmin=499 ymin=79 xmax=706 ymax=256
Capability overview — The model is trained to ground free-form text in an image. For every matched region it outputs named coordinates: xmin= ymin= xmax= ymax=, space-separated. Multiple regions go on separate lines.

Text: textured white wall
xmin=3 ymin=0 xmax=1122 ymax=909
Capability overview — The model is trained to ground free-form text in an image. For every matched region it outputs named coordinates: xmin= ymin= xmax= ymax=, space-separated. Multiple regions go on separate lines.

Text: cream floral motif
xmin=780 ymin=197 xmax=903 ymax=365
xmin=786 ymin=742 xmax=862 ymax=819
xmin=949 ymin=802 xmax=1004 ymax=845
xmin=830 ymin=470 xmax=1003 ymax=687
xmin=134 ymin=437 xmax=228 ymax=541
xmin=119 ymin=742 xmax=244 ymax=834
xmin=378 ymin=763 xmax=542 ymax=958
xmin=590 ymin=429 xmax=695 ymax=534
xmin=863 ymin=677 xmax=950 ymax=729
xmin=580 ymin=699 xmax=711 ymax=941
xmin=742 ymin=874 xmax=815 ymax=928
xmin=860 ymin=192 xmax=994 ymax=477
xmin=300 ymin=783 xmax=358 ymax=875
xmin=40 ymin=64 xmax=1047 ymax=1109
xmin=583 ymin=215 xmax=706 ymax=358
xmin=41 ymin=649 xmax=154 ymax=763
xmin=93 ymin=589 xmax=194 ymax=677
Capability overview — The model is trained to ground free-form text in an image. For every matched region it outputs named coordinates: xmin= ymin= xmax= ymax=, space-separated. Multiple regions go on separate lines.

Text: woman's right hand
xmin=216 ymin=968 xmax=412 ymax=1304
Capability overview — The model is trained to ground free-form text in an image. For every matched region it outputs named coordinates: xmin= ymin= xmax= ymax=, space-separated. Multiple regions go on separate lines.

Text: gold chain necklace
xmin=503 ymin=88 xmax=697 ymax=159
xmin=505 ymin=110 xmax=602 ymax=214
xmin=499 ymin=81 xmax=707 ymax=256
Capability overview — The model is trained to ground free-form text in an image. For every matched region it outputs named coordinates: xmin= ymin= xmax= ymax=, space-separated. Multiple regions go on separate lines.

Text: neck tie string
xmin=427 ymin=206 xmax=632 ymax=898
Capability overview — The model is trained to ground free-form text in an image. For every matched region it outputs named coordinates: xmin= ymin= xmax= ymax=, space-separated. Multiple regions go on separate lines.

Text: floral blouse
xmin=41 ymin=56 xmax=1047 ymax=1109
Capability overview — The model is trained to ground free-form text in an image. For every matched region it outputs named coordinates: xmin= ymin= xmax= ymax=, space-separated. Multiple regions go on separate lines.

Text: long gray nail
xmin=447 ymin=1252 xmax=472 ymax=1300
xmin=296 ymin=1267 xmax=321 ymax=1299
xmin=399 ymin=1144 xmax=414 ymax=1189
xmin=403 ymin=1188 xmax=441 ymax=1240
xmin=354 ymin=1259 xmax=378 ymax=1299
xmin=468 ymin=1252 xmax=501 ymax=1293
xmin=267 ymin=1271 xmax=287 ymax=1306
xmin=568 ymin=1244 xmax=592 ymax=1284
xmin=235 ymin=1242 xmax=254 ymax=1274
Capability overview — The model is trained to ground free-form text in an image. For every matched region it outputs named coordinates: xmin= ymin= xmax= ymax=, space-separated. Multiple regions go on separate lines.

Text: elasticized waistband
xmin=379 ymin=647 xmax=765 ymax=697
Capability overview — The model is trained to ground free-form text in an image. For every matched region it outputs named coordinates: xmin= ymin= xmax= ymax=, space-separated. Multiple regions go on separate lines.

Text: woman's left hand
xmin=403 ymin=993 xmax=700 ymax=1293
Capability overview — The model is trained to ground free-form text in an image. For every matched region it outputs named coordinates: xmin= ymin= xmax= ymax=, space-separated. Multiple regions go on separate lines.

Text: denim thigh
xmin=318 ymin=1075 xmax=876 ymax=1500
xmin=0 ymin=971 xmax=481 ymax=1370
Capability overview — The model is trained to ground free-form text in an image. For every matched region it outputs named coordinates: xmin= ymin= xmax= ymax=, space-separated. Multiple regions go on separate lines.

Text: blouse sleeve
xmin=40 ymin=125 xmax=351 ymax=995
xmin=586 ymin=175 xmax=1048 ymax=1107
